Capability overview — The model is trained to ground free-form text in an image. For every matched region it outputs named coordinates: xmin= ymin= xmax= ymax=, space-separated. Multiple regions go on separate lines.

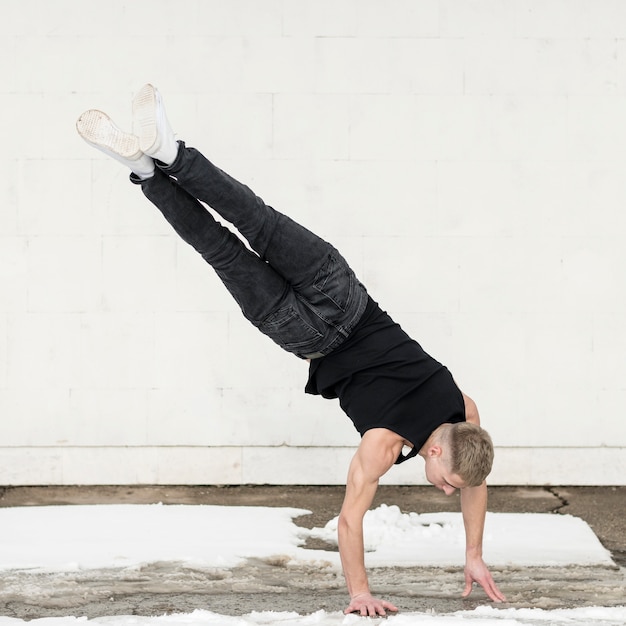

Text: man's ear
xmin=427 ymin=444 xmax=443 ymax=458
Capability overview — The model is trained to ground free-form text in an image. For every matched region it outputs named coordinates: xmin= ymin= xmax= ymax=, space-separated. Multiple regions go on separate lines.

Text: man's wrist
xmin=466 ymin=545 xmax=483 ymax=559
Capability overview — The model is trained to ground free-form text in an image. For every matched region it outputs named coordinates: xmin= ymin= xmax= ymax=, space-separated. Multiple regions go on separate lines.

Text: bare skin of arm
xmin=338 ymin=428 xmax=403 ymax=616
xmin=459 ymin=392 xmax=507 ymax=602
xmin=462 ymin=392 xmax=480 ymax=425
xmin=460 ymin=481 xmax=506 ymax=602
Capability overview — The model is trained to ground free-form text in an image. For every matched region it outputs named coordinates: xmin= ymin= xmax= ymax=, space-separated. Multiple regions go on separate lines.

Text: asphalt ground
xmin=0 ymin=485 xmax=624 ymax=619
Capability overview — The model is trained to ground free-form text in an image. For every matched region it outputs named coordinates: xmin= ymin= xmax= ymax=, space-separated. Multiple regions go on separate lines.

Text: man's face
xmin=424 ymin=455 xmax=465 ymax=496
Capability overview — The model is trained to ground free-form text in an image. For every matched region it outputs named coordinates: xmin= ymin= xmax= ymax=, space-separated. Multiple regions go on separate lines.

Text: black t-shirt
xmin=305 ymin=297 xmax=465 ymax=464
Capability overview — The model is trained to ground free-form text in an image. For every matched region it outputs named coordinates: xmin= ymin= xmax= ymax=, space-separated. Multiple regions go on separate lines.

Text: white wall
xmin=1 ymin=0 xmax=625 ymax=486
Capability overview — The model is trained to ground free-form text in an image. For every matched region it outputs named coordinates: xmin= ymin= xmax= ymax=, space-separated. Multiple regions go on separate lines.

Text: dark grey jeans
xmin=132 ymin=142 xmax=368 ymax=359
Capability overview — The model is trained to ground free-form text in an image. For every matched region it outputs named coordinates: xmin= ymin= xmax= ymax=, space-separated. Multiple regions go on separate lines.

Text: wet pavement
xmin=0 ymin=485 xmax=624 ymax=619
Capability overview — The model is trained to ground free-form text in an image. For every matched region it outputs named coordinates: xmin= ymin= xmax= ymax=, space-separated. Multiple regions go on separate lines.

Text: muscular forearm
xmin=337 ymin=515 xmax=370 ymax=598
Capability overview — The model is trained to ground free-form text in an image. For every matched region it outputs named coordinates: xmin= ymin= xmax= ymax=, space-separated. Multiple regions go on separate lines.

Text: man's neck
xmin=418 ymin=423 xmax=450 ymax=458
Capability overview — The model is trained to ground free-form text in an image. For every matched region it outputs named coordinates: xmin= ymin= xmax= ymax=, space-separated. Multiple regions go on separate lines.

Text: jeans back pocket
xmin=258 ymin=302 xmax=324 ymax=354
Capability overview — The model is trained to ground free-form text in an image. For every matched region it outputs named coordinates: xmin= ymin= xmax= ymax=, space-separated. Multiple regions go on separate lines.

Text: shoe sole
xmin=132 ymin=84 xmax=158 ymax=154
xmin=76 ymin=110 xmax=141 ymax=159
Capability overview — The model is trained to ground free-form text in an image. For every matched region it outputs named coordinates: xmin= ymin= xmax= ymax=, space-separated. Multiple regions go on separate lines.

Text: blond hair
xmin=446 ymin=422 xmax=494 ymax=487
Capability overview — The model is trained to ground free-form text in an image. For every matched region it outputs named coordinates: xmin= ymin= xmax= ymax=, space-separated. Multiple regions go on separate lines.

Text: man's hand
xmin=462 ymin=554 xmax=506 ymax=603
xmin=344 ymin=592 xmax=399 ymax=617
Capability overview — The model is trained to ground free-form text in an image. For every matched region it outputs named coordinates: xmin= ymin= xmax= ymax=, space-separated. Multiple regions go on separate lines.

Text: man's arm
xmin=462 ymin=392 xmax=480 ymax=424
xmin=338 ymin=429 xmax=402 ymax=616
xmin=460 ymin=482 xmax=506 ymax=602
xmin=459 ymin=392 xmax=506 ymax=602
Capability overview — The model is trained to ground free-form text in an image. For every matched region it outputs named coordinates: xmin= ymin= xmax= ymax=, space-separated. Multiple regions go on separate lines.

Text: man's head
xmin=446 ymin=421 xmax=494 ymax=486
xmin=423 ymin=422 xmax=494 ymax=493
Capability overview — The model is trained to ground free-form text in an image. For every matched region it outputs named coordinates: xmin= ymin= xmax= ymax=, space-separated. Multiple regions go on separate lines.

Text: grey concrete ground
xmin=0 ymin=485 xmax=624 ymax=619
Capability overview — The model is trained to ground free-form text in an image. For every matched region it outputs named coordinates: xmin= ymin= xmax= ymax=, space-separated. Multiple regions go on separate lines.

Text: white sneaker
xmin=76 ymin=109 xmax=154 ymax=179
xmin=132 ymin=83 xmax=178 ymax=165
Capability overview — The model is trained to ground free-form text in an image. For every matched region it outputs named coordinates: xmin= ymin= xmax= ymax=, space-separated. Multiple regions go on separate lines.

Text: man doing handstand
xmin=76 ymin=84 xmax=506 ymax=616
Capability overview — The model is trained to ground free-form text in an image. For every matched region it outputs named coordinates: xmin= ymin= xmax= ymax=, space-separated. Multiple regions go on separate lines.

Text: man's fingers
xmin=480 ymin=573 xmax=507 ymax=603
xmin=359 ymin=603 xmax=387 ymax=617
xmin=462 ymin=569 xmax=476 ymax=598
xmin=486 ymin=580 xmax=507 ymax=603
xmin=461 ymin=580 xmax=473 ymax=598
xmin=462 ymin=568 xmax=507 ymax=603
xmin=353 ymin=604 xmax=385 ymax=617
xmin=344 ymin=596 xmax=399 ymax=616
xmin=383 ymin=600 xmax=399 ymax=612
xmin=464 ymin=578 xmax=507 ymax=603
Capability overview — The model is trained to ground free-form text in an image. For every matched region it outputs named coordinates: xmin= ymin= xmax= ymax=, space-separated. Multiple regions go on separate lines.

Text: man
xmin=76 ymin=84 xmax=506 ymax=616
